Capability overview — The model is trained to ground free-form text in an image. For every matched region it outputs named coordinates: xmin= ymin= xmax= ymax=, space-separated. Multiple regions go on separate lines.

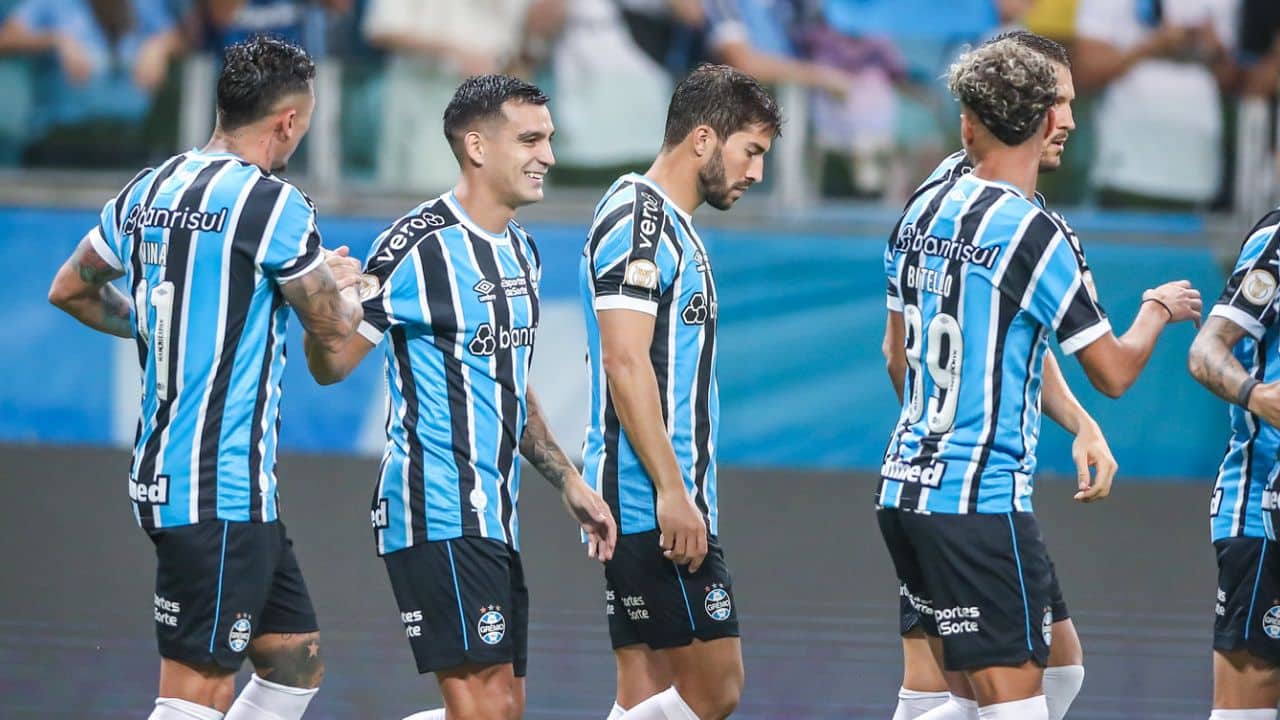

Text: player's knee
xmin=248 ymin=631 xmax=324 ymax=689
xmin=675 ymin=671 xmax=741 ymax=720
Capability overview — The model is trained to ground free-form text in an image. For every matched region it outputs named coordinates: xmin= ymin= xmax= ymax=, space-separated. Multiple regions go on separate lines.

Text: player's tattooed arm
xmin=1186 ymin=316 xmax=1280 ymax=427
xmin=48 ymin=235 xmax=132 ymax=338
xmin=522 ymin=387 xmax=617 ymax=561
xmin=285 ymin=249 xmax=363 ymax=357
xmin=520 ymin=387 xmax=576 ymax=490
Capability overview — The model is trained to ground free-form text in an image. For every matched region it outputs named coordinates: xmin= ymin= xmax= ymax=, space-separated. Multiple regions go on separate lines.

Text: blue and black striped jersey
xmin=1207 ymin=209 xmax=1280 ymax=541
xmin=581 ymin=174 xmax=720 ymax=536
xmin=357 ymin=192 xmax=541 ymax=555
xmin=90 ymin=150 xmax=324 ymax=529
xmin=879 ymin=173 xmax=1110 ymax=514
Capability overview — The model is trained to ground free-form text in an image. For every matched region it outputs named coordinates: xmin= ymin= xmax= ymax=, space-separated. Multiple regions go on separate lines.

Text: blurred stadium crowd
xmin=0 ymin=0 xmax=1278 ymax=213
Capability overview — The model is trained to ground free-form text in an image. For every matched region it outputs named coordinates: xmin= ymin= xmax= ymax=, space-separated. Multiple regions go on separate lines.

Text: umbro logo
xmin=474 ymin=279 xmax=496 ymax=302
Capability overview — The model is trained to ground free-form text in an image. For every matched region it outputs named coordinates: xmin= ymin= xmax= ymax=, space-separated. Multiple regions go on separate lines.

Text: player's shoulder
xmin=909 ymin=149 xmax=971 ymax=199
xmin=366 ymin=195 xmax=462 ymax=277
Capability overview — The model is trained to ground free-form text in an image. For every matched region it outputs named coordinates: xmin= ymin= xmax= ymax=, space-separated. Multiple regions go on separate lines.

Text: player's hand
xmin=656 ymin=488 xmax=707 ymax=572
xmin=323 ymin=246 xmax=362 ymax=292
xmin=561 ymin=475 xmax=617 ymax=563
xmin=56 ymin=35 xmax=94 ymax=86
xmin=1144 ymin=280 xmax=1203 ymax=327
xmin=1071 ymin=420 xmax=1117 ymax=503
xmin=1247 ymin=382 xmax=1280 ymax=428
xmin=812 ymin=65 xmax=852 ymax=99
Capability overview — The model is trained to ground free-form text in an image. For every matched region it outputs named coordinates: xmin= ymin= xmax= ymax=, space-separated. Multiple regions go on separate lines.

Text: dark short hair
xmin=948 ymin=39 xmax=1056 ymax=146
xmin=442 ymin=75 xmax=550 ymax=157
xmin=662 ymin=64 xmax=782 ymax=150
xmin=988 ymin=29 xmax=1071 ymax=68
xmin=216 ymin=36 xmax=316 ymax=131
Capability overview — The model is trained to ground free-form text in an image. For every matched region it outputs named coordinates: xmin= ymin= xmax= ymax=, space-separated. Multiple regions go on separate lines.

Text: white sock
xmin=918 ymin=696 xmax=979 ymax=720
xmin=893 ymin=687 xmax=951 ymax=720
xmin=403 ymin=711 xmax=446 ymax=720
xmin=618 ymin=687 xmax=699 ymax=720
xmin=1209 ymin=711 xmax=1279 ymax=720
xmin=1042 ymin=665 xmax=1084 ymax=720
xmin=607 ymin=702 xmax=627 ymax=720
xmin=978 ymin=696 xmax=1048 ymax=720
xmin=149 ymin=698 xmax=225 ymax=720
xmin=224 ymin=674 xmax=318 ymax=720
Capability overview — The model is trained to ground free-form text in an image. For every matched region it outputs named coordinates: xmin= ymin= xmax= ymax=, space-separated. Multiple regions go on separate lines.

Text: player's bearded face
xmin=1040 ymin=63 xmax=1075 ymax=173
xmin=699 ymin=126 xmax=771 ymax=210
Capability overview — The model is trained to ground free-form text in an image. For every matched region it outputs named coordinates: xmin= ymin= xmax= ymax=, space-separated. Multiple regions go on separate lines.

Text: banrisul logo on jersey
xmin=228 ymin=614 xmax=252 ymax=653
xmin=704 ymin=584 xmax=732 ymax=622
xmin=477 ymin=605 xmax=506 ymax=645
xmin=468 ymin=323 xmax=536 ymax=357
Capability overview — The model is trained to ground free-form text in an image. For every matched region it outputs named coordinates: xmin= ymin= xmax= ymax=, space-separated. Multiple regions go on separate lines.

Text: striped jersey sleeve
xmin=995 ymin=207 xmax=1110 ymax=355
xmin=590 ymin=185 xmax=682 ymax=316
xmin=88 ymin=167 xmax=152 ymax=273
xmin=259 ymin=186 xmax=323 ymax=284
xmin=355 ymin=213 xmax=435 ymax=344
xmin=1209 ymin=210 xmax=1280 ymax=339
xmin=884 ymin=241 xmax=902 ymax=311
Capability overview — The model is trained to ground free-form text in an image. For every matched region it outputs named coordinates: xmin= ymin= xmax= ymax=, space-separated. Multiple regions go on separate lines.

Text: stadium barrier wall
xmin=2 ymin=205 xmax=1227 ymax=480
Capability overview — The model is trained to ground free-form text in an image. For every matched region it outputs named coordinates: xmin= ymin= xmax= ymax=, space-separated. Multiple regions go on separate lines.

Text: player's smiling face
xmin=487 ymin=100 xmax=555 ymax=207
xmin=700 ymin=123 xmax=773 ymax=211
xmin=1040 ymin=61 xmax=1075 ymax=173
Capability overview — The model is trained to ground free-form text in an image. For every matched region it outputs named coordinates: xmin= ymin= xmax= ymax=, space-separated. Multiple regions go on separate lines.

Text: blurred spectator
xmin=200 ymin=0 xmax=351 ymax=52
xmin=1238 ymin=0 xmax=1280 ymax=98
xmin=702 ymin=0 xmax=848 ymax=96
xmin=617 ymin=0 xmax=707 ymax=75
xmin=362 ymin=0 xmax=564 ymax=192
xmin=0 ymin=0 xmax=183 ymax=166
xmin=1074 ymin=0 xmax=1238 ymax=209
xmin=987 ymin=0 xmax=1034 ymax=38
xmin=552 ymin=0 xmax=672 ymax=170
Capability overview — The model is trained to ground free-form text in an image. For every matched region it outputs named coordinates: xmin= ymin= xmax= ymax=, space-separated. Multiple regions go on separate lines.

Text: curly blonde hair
xmin=948 ymin=39 xmax=1056 ymax=146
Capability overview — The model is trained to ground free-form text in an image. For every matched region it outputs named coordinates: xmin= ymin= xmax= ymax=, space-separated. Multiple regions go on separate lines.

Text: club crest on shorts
xmin=1243 ymin=269 xmax=1278 ymax=306
xmin=704 ymin=584 xmax=732 ymax=622
xmin=477 ymin=606 xmax=506 ymax=645
xmin=1042 ymin=608 xmax=1053 ymax=646
xmin=228 ymin=615 xmax=252 ymax=653
xmin=1263 ymin=605 xmax=1280 ymax=640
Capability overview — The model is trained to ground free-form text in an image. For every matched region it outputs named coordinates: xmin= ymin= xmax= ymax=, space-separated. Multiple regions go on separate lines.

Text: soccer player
xmin=46 ymin=37 xmax=363 ymax=720
xmin=884 ymin=30 xmax=1188 ymax=720
xmin=580 ymin=64 xmax=781 ymax=720
xmin=879 ymin=39 xmax=1201 ymax=720
xmin=1188 ymin=210 xmax=1280 ymax=720
xmin=301 ymin=75 xmax=617 ymax=720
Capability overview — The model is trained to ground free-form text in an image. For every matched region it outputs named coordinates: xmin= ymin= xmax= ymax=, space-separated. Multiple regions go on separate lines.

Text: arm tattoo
xmin=1189 ymin=317 xmax=1253 ymax=405
xmin=73 ymin=242 xmax=120 ymax=286
xmin=520 ymin=391 xmax=577 ymax=490
xmin=100 ymin=284 xmax=134 ymax=338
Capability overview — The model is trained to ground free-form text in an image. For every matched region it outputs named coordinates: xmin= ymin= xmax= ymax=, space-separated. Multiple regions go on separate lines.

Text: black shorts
xmin=1214 ymin=536 xmax=1280 ymax=665
xmin=878 ymin=508 xmax=1052 ymax=671
xmin=383 ymin=537 xmax=529 ymax=677
xmin=604 ymin=530 xmax=740 ymax=650
xmin=899 ymin=557 xmax=1070 ymax=636
xmin=147 ymin=519 xmax=318 ymax=672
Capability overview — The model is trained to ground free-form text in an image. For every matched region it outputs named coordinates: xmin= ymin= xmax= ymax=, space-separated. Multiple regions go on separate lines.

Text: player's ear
xmin=691 ymin=125 xmax=716 ymax=158
xmin=959 ymin=111 xmax=975 ymax=149
xmin=463 ymin=130 xmax=485 ymax=168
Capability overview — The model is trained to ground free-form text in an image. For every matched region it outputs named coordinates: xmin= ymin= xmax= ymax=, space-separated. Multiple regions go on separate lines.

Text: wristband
xmin=1239 ymin=377 xmax=1261 ymax=409
xmin=1143 ymin=296 xmax=1173 ymax=320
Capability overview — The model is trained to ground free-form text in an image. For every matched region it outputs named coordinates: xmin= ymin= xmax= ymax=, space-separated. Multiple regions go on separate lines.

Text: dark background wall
xmin=0 ymin=444 xmax=1216 ymax=719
